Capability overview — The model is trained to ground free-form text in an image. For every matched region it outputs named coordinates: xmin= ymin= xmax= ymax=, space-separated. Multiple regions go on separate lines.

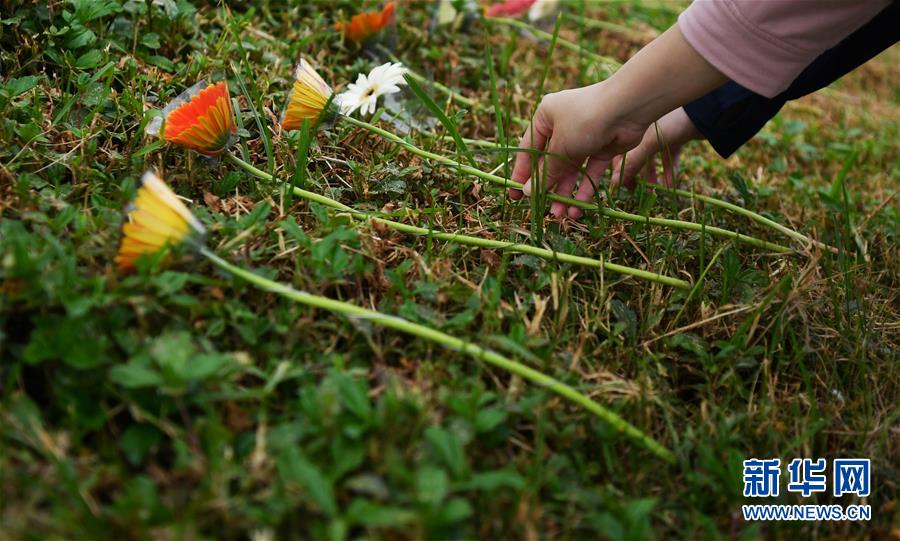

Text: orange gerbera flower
xmin=116 ymin=171 xmax=205 ymax=272
xmin=336 ymin=2 xmax=395 ymax=44
xmin=280 ymin=59 xmax=335 ymax=131
xmin=147 ymin=80 xmax=236 ymax=156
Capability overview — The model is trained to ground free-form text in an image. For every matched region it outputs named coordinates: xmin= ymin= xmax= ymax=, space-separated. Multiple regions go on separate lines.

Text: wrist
xmin=597 ymin=75 xmax=660 ymax=128
xmin=597 ymin=23 xmax=727 ymax=128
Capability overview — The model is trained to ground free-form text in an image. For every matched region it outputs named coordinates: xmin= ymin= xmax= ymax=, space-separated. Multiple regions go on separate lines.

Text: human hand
xmin=508 ymin=81 xmax=649 ymax=219
xmin=508 ymin=23 xmax=726 ymax=220
xmin=610 ymin=107 xmax=701 ymax=190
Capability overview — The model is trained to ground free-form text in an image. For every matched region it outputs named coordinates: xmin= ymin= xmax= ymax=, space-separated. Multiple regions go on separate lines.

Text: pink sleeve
xmin=678 ymin=0 xmax=892 ymax=98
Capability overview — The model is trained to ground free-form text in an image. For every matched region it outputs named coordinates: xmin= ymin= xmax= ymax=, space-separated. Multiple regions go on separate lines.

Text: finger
xmin=511 ymin=128 xmax=545 ymax=185
xmin=661 ymin=147 xmax=681 ymax=187
xmin=610 ymin=155 xmax=624 ymax=180
xmin=644 ymin=158 xmax=658 ymax=185
xmin=510 ymin=113 xmax=551 ymax=198
xmin=511 ymin=158 xmax=540 ymax=200
xmin=612 ymin=137 xmax=657 ymax=188
xmin=538 ymin=136 xmax=579 ymax=199
xmin=521 ymin=177 xmax=531 ymax=197
xmin=549 ymin=169 xmax=578 ymax=217
xmin=568 ymin=157 xmax=609 ymax=219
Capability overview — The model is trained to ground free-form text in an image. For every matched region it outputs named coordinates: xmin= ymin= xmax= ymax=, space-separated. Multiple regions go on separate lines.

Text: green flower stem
xmin=415 ymin=132 xmax=825 ymax=252
xmin=200 ymin=247 xmax=675 ymax=462
xmin=225 ymin=152 xmax=690 ymax=289
xmin=486 ymin=16 xmax=621 ymax=74
xmin=302 ymin=189 xmax=690 ymax=289
xmin=639 ymin=182 xmax=836 ymax=253
xmin=341 ymin=116 xmax=793 ymax=254
xmin=434 ymin=134 xmax=502 ymax=148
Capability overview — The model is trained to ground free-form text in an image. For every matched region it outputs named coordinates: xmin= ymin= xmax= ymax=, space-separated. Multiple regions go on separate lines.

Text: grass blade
xmin=403 ymin=73 xmax=476 ymax=169
xmin=286 ymin=119 xmax=312 ymax=206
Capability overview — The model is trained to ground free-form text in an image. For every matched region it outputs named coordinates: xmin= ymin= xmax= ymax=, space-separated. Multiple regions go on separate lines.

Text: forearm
xmin=602 ymin=23 xmax=727 ymax=126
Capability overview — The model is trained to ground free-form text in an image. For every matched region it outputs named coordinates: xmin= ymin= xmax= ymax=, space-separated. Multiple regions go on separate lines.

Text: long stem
xmin=639 ymin=182 xmax=836 ymax=253
xmin=342 ymin=116 xmax=793 ymax=254
xmin=420 ymin=132 xmax=821 ymax=251
xmin=225 ymin=152 xmax=690 ymax=289
xmin=200 ymin=247 xmax=674 ymax=462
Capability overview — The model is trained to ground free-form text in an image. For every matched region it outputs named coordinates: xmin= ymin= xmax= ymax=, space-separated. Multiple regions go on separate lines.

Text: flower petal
xmin=160 ymin=81 xmax=236 ymax=155
xmin=116 ymin=171 xmax=205 ymax=272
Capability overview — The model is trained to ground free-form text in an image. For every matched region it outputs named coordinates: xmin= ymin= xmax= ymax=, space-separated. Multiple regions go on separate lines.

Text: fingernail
xmin=522 ymin=181 xmax=531 ymax=196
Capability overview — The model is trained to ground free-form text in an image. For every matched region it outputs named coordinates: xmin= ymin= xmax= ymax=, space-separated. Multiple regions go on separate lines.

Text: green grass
xmin=1 ymin=1 xmax=898 ymax=540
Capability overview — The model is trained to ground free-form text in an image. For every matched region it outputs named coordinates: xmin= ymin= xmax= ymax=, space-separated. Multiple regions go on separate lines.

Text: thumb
xmin=510 ymin=106 xmax=553 ymax=199
xmin=536 ymin=136 xmax=579 ymax=197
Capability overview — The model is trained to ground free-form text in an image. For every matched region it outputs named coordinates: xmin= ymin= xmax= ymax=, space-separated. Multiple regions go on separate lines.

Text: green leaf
xmin=150 ymin=331 xmax=194 ymax=376
xmin=276 ymin=448 xmax=337 ymax=516
xmin=728 ymin=173 xmax=754 ymax=204
xmin=120 ymin=424 xmax=161 ymax=465
xmin=343 ymin=474 xmax=390 ymax=500
xmin=2 ymin=75 xmax=40 ymax=98
xmin=610 ymin=299 xmax=637 ymax=341
xmin=74 ymin=49 xmax=102 ymax=68
xmin=240 ymin=200 xmax=271 ymax=228
xmin=435 ymin=497 xmax=472 ymax=523
xmin=15 ymin=121 xmax=49 ymax=144
xmin=369 ymin=177 xmax=406 ymax=195
xmin=63 ymin=23 xmax=96 ymax=49
xmin=23 ymin=316 xmax=108 ymax=369
xmin=457 ymin=469 xmax=526 ymax=491
xmin=278 ymin=217 xmax=308 ymax=244
xmin=140 ymin=32 xmax=161 ymax=49
xmin=176 ymin=353 xmax=230 ymax=381
xmin=132 ymin=139 xmax=165 ymax=159
xmin=415 ymin=467 xmax=448 ymax=504
xmin=109 ymin=363 xmax=164 ymax=388
xmin=345 ymin=499 xmax=417 ymax=527
xmin=424 ymin=426 xmax=466 ymax=478
xmin=145 ymin=55 xmax=175 ymax=72
xmin=474 ymin=407 xmax=507 ymax=433
xmin=71 ymin=0 xmax=121 ymax=22
xmin=335 ymin=373 xmax=372 ymax=422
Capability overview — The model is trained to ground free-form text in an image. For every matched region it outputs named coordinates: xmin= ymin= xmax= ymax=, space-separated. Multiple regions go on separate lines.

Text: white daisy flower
xmin=338 ymin=62 xmax=408 ymax=117
xmin=528 ymin=0 xmax=560 ymax=22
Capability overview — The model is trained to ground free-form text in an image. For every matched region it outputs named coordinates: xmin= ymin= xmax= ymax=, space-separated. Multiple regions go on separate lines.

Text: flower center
xmin=363 ymin=85 xmax=378 ymax=98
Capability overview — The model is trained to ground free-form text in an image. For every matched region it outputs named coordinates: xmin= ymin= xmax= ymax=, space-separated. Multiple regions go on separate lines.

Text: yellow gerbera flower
xmin=116 ymin=171 xmax=205 ymax=272
xmin=280 ymin=59 xmax=335 ymax=130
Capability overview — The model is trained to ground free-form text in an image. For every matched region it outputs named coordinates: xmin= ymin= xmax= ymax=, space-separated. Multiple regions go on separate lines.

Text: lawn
xmin=0 ymin=1 xmax=897 ymax=540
